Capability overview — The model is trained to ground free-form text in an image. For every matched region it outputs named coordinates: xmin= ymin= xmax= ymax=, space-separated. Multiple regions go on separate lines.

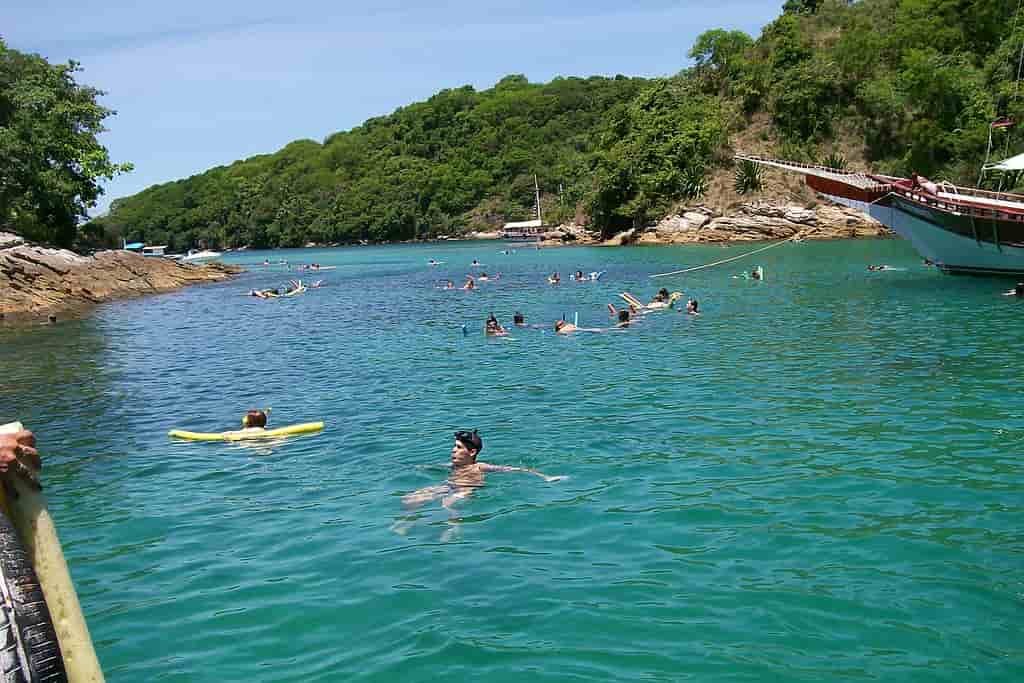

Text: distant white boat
xmin=502 ymin=175 xmax=546 ymax=241
xmin=178 ymin=249 xmax=222 ymax=263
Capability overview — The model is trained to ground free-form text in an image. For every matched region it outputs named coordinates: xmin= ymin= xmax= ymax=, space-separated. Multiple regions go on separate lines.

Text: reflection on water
xmin=2 ymin=238 xmax=1023 ymax=681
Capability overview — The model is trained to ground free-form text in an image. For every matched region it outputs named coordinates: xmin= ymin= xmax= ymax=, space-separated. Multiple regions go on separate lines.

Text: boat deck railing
xmin=736 ymin=152 xmax=1024 ymax=222
xmin=734 ymin=153 xmax=896 ymax=192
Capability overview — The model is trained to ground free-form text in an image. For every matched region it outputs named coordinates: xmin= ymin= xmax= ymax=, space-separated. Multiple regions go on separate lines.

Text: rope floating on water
xmin=649 ymin=232 xmax=809 ymax=279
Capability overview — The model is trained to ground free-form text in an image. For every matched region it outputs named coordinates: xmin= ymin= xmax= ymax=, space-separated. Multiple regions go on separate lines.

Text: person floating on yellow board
xmin=241 ymin=409 xmax=270 ymax=430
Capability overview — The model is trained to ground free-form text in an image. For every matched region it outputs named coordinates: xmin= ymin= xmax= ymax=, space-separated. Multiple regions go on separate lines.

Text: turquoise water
xmin=2 ymin=239 xmax=1022 ymax=681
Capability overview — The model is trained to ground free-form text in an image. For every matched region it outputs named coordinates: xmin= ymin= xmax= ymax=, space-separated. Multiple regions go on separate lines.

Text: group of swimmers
xmin=547 ymin=270 xmax=603 ymax=284
xmin=481 ymin=287 xmax=698 ymax=337
xmin=439 ymin=272 xmax=503 ymax=290
xmin=249 ymin=279 xmax=322 ymax=299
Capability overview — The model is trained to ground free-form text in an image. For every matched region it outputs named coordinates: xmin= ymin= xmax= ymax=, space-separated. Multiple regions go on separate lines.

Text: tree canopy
xmin=0 ymin=38 xmax=131 ymax=247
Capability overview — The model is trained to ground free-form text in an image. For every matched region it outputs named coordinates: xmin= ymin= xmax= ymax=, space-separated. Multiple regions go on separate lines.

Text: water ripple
xmin=2 ymin=240 xmax=1022 ymax=681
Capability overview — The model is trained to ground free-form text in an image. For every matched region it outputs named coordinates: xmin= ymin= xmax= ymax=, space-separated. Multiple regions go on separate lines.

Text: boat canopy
xmin=984 ymin=152 xmax=1024 ymax=172
xmin=123 ymin=242 xmax=144 ymax=250
xmin=503 ymin=219 xmax=543 ymax=229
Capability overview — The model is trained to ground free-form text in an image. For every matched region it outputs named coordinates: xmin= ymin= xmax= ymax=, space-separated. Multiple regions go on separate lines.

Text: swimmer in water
xmin=685 ymin=298 xmax=700 ymax=315
xmin=554 ymin=319 xmax=577 ymax=334
xmin=485 ymin=313 xmax=508 ymax=336
xmin=401 ymin=430 xmax=564 ymax=511
xmin=621 ymin=290 xmax=681 ymax=311
xmin=463 ymin=276 xmax=476 ymax=290
xmin=1002 ymin=282 xmax=1024 ymax=297
xmin=513 ymin=311 xmax=526 ymax=326
xmin=607 ymin=301 xmax=639 ymax=318
xmin=442 ymin=280 xmax=455 ymax=290
xmin=548 ymin=272 xmax=561 ymax=285
xmin=240 ymin=409 xmax=269 ymax=431
xmin=478 ymin=272 xmax=489 ymax=282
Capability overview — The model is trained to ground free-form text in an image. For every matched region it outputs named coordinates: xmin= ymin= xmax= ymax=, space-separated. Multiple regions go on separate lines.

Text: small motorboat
xmin=179 ymin=249 xmax=222 ymax=263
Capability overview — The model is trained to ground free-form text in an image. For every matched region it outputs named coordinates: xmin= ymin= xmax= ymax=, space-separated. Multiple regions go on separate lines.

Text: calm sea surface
xmin=1 ymin=239 xmax=1022 ymax=681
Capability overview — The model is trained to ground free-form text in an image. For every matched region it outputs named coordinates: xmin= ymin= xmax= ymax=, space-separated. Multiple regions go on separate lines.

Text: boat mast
xmin=534 ymin=174 xmax=543 ymax=225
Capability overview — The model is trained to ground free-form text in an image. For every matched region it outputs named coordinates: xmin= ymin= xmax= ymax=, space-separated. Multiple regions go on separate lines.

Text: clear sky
xmin=4 ymin=1 xmax=785 ymax=215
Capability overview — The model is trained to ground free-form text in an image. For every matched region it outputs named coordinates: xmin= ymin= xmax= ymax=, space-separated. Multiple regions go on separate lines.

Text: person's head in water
xmin=617 ymin=309 xmax=630 ymax=325
xmin=687 ymin=298 xmax=699 ymax=314
xmin=513 ymin=312 xmax=525 ymax=325
xmin=452 ymin=429 xmax=482 ymax=466
xmin=242 ymin=409 xmax=268 ymax=428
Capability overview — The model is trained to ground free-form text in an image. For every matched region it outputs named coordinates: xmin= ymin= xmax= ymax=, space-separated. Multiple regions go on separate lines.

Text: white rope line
xmin=650 ymin=234 xmax=806 ymax=279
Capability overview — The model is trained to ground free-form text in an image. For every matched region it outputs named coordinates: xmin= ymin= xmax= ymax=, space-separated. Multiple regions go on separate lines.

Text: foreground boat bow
xmin=735 ymin=153 xmax=1024 ymax=276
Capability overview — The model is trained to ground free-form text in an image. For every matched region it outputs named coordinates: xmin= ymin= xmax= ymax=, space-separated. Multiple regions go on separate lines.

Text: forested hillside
xmin=88 ymin=0 xmax=1024 ymax=249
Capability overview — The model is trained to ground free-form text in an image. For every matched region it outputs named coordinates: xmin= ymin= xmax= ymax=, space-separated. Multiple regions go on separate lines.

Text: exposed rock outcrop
xmin=629 ymin=201 xmax=889 ymax=246
xmin=526 ymin=201 xmax=888 ymax=248
xmin=0 ymin=233 xmax=240 ymax=323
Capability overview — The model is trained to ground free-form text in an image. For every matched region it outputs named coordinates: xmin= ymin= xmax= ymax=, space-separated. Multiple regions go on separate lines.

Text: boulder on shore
xmin=0 ymin=233 xmax=240 ymax=323
xmin=625 ymin=201 xmax=889 ymax=246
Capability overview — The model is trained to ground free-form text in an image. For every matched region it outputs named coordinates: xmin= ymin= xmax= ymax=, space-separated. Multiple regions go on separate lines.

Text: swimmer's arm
xmin=479 ymin=463 xmax=565 ymax=482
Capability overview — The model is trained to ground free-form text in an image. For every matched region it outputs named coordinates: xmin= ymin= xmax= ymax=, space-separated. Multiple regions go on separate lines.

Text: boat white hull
xmin=179 ymin=251 xmax=222 ymax=263
xmin=819 ymin=191 xmax=1024 ymax=276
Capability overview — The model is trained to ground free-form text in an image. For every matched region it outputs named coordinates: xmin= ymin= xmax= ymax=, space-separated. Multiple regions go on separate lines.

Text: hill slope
xmin=89 ymin=0 xmax=1024 ymax=249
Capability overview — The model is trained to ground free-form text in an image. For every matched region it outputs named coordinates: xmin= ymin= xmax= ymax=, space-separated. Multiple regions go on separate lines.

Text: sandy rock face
xmin=628 ymin=201 xmax=889 ymax=245
xmin=0 ymin=240 xmax=239 ymax=322
xmin=536 ymin=222 xmax=602 ymax=247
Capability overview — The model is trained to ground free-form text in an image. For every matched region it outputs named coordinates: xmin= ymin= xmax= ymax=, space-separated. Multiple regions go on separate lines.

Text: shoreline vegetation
xmin=79 ymin=0 xmax=1018 ymax=254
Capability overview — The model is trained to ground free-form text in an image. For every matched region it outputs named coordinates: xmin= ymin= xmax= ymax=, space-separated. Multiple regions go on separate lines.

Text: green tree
xmin=588 ymin=80 xmax=726 ymax=236
xmin=689 ymin=29 xmax=754 ymax=92
xmin=0 ymin=39 xmax=131 ymax=246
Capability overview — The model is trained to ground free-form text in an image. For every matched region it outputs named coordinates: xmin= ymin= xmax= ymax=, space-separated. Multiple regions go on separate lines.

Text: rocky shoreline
xmin=0 ymin=232 xmax=240 ymax=324
xmin=530 ymin=200 xmax=890 ymax=247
